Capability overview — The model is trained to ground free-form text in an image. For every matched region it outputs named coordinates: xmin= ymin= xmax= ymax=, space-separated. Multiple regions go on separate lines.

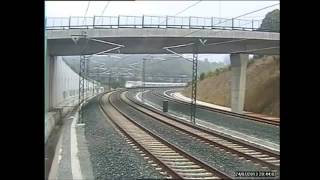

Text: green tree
xmin=206 ymin=70 xmax=215 ymax=78
xmin=200 ymin=72 xmax=206 ymax=81
xmin=258 ymin=9 xmax=279 ymax=32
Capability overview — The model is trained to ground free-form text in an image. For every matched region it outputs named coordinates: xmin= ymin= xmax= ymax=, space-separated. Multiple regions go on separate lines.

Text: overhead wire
xmin=83 ymin=1 xmax=91 ymax=17
xmin=159 ymin=0 xmax=202 ymax=25
xmin=101 ymin=1 xmax=110 ymax=16
xmin=174 ymin=0 xmax=202 ymax=16
xmin=180 ymin=2 xmax=280 ymax=38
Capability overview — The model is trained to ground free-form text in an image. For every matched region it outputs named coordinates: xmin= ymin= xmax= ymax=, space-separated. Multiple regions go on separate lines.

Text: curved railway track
xmin=124 ymin=89 xmax=280 ymax=171
xmin=151 ymin=88 xmax=279 ymax=126
xmin=99 ymin=91 xmax=232 ymax=179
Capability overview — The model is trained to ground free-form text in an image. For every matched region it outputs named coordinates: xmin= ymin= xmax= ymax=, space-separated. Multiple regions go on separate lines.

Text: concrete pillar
xmin=230 ymin=53 xmax=248 ymax=113
xmin=48 ymin=55 xmax=56 ymax=110
xmin=45 ymin=43 xmax=48 ymax=113
xmin=45 ymin=31 xmax=50 ymax=143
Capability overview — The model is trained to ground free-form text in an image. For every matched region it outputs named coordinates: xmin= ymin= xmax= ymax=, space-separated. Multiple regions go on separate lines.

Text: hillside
xmin=182 ymin=55 xmax=280 ymax=117
xmin=63 ymin=55 xmax=225 ymax=86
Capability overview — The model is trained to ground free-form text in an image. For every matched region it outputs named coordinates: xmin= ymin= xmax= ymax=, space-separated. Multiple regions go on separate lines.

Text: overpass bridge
xmin=45 ymin=15 xmax=279 ymax=142
xmin=46 ymin=15 xmax=279 ymax=56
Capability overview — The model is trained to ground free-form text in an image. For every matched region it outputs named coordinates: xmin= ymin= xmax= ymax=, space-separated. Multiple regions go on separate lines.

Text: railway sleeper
xmin=259 ymin=157 xmax=277 ymax=160
xmin=161 ymin=158 xmax=190 ymax=162
xmin=152 ymin=152 xmax=179 ymax=155
xmin=252 ymin=154 xmax=270 ymax=158
xmin=161 ymin=158 xmax=194 ymax=165
xmin=246 ymin=152 xmax=262 ymax=155
xmin=150 ymin=151 xmax=175 ymax=155
xmin=178 ymin=172 xmax=214 ymax=178
xmin=158 ymin=155 xmax=183 ymax=159
xmin=162 ymin=161 xmax=195 ymax=166
xmin=187 ymin=176 xmax=221 ymax=180
xmin=265 ymin=159 xmax=280 ymax=163
xmin=147 ymin=145 xmax=167 ymax=148
xmin=170 ymin=165 xmax=202 ymax=169
xmin=173 ymin=168 xmax=207 ymax=173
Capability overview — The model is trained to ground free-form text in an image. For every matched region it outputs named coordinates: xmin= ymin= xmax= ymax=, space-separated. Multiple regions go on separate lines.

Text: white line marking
xmin=70 ymin=112 xmax=83 ymax=180
xmin=58 ymin=148 xmax=62 ymax=163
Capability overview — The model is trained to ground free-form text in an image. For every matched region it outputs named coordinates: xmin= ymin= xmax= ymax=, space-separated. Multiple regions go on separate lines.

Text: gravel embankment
xmin=136 ymin=88 xmax=279 ymax=145
xmin=82 ymin=96 xmax=165 ymax=179
xmin=112 ymin=92 xmax=277 ymax=178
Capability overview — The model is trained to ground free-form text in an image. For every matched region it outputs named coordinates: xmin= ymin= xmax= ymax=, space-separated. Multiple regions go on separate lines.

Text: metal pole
xmin=93 ymin=16 xmax=95 ymax=27
xmin=86 ymin=57 xmax=90 ymax=98
xmin=142 ymin=15 xmax=144 ymax=28
xmin=231 ymin=18 xmax=234 ymax=29
xmin=190 ymin=44 xmax=198 ymax=124
xmin=78 ymin=55 xmax=86 ymax=124
xmin=118 ymin=15 xmax=120 ymax=28
xmin=109 ymin=70 xmax=112 ymax=91
xmin=211 ymin=17 xmax=213 ymax=29
xmin=252 ymin=19 xmax=254 ymax=30
xmin=142 ymin=58 xmax=146 ymax=102
xmin=163 ymin=16 xmax=166 ymax=28
xmin=97 ymin=67 xmax=100 ymax=93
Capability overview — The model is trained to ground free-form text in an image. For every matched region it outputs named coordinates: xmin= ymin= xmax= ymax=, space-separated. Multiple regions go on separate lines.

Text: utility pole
xmin=108 ymin=69 xmax=112 ymax=91
xmin=142 ymin=58 xmax=146 ymax=102
xmin=190 ymin=43 xmax=199 ymax=124
xmin=78 ymin=55 xmax=87 ymax=124
xmin=86 ymin=58 xmax=90 ymax=98
xmin=97 ymin=66 xmax=100 ymax=93
xmin=75 ymin=30 xmax=88 ymax=124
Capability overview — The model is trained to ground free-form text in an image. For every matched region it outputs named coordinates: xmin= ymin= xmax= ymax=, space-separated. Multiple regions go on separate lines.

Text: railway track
xmin=124 ymin=89 xmax=280 ymax=171
xmin=151 ymin=88 xmax=279 ymax=126
xmin=99 ymin=91 xmax=232 ymax=179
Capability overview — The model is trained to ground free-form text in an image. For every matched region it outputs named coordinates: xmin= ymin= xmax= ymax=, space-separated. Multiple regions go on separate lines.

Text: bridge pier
xmin=48 ymin=55 xmax=56 ymax=110
xmin=45 ymin=37 xmax=49 ymax=113
xmin=230 ymin=53 xmax=248 ymax=114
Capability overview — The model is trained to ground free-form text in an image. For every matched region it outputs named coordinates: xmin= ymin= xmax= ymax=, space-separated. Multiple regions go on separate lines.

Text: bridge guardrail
xmin=45 ymin=15 xmax=279 ymax=32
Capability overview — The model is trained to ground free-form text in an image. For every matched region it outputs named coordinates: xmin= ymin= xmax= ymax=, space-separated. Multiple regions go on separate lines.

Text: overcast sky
xmin=45 ymin=1 xmax=279 ymax=63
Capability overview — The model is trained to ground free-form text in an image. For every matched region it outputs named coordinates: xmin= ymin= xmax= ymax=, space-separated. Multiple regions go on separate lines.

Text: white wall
xmin=50 ymin=56 xmax=96 ymax=108
xmin=45 ymin=56 xmax=99 ymax=143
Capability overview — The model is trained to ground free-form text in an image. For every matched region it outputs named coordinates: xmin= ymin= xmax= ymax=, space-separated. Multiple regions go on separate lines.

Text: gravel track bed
xmin=138 ymin=88 xmax=279 ymax=145
xmin=82 ymin=96 xmax=165 ymax=179
xmin=112 ymin=92 xmax=271 ymax=178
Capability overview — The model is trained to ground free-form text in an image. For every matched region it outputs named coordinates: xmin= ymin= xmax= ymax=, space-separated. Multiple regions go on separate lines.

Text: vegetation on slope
xmin=182 ymin=56 xmax=280 ymax=117
xmin=63 ymin=55 xmax=225 ymax=88
xmin=258 ymin=9 xmax=280 ymax=32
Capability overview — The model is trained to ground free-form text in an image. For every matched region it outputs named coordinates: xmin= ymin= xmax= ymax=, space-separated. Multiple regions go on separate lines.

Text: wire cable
xmin=84 ymin=1 xmax=91 ymax=17
xmin=174 ymin=0 xmax=202 ymax=16
xmin=159 ymin=0 xmax=202 ymax=25
xmin=180 ymin=2 xmax=279 ymax=38
xmin=101 ymin=1 xmax=110 ymax=16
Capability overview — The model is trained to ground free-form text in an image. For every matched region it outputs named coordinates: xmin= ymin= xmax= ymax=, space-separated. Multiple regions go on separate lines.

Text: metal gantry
xmin=163 ymin=40 xmax=205 ymax=125
xmin=78 ymin=55 xmax=87 ymax=124
xmin=190 ymin=44 xmax=199 ymax=124
xmin=74 ymin=35 xmax=124 ymax=124
xmin=86 ymin=58 xmax=90 ymax=98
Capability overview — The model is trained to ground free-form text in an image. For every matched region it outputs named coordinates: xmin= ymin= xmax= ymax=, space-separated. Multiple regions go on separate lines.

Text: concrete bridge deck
xmin=47 ymin=28 xmax=279 ymax=56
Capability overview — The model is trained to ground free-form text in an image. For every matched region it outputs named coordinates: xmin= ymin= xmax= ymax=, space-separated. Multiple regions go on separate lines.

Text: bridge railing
xmin=45 ymin=15 xmax=278 ymax=32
